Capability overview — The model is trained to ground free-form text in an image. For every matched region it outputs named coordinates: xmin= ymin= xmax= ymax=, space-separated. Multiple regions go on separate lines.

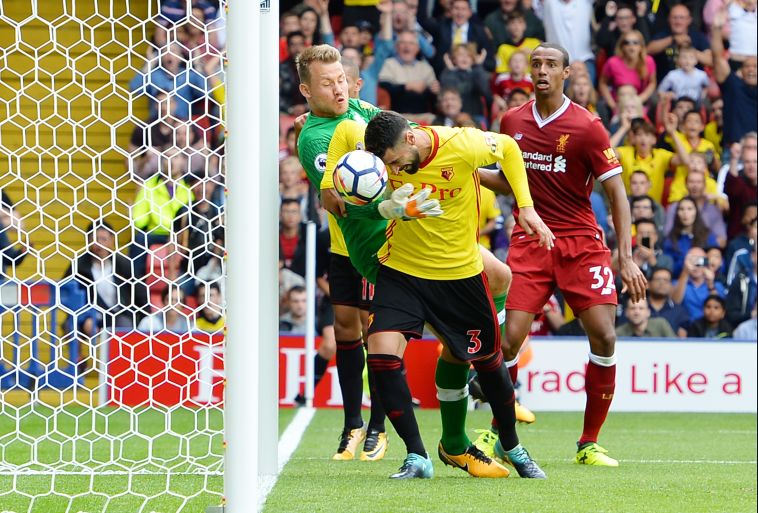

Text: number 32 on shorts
xmin=589 ymin=265 xmax=615 ymax=295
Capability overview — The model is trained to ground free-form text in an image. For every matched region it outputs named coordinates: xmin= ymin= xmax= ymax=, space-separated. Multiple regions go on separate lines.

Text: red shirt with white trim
xmin=500 ymin=96 xmax=621 ymax=237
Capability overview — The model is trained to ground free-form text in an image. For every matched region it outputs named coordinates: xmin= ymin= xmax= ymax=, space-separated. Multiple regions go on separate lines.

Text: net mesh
xmin=0 ymin=1 xmax=226 ymax=511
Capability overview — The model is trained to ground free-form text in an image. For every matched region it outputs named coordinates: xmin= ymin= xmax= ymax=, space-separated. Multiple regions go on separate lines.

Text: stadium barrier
xmin=99 ymin=333 xmax=757 ymax=413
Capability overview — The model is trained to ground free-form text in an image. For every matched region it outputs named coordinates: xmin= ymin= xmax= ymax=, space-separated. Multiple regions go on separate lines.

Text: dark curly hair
xmin=364 ymin=111 xmax=410 ymax=160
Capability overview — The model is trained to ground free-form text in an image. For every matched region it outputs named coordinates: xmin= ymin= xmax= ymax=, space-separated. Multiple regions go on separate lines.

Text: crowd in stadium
xmin=277 ymin=0 xmax=756 ymax=341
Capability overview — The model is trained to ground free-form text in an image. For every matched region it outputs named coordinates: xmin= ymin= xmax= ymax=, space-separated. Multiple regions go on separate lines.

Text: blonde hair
xmin=614 ymin=29 xmax=649 ymax=81
xmin=296 ymin=44 xmax=341 ymax=85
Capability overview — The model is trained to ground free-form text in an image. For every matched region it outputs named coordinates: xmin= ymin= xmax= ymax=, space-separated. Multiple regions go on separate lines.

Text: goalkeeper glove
xmin=377 ymin=183 xmax=443 ymax=220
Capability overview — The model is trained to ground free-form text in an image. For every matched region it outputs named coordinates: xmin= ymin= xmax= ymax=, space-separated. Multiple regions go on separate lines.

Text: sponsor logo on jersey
xmin=514 ymin=133 xmax=523 ymax=140
xmin=314 ymin=153 xmax=327 ymax=173
xmin=521 ymin=151 xmax=567 ymax=173
xmin=367 ymin=313 xmax=375 ymax=329
xmin=484 ymin=132 xmax=498 ymax=154
xmin=556 ymin=134 xmax=570 ymax=153
xmin=441 ymin=167 xmax=454 ymax=181
xmin=603 ymin=148 xmax=620 ymax=166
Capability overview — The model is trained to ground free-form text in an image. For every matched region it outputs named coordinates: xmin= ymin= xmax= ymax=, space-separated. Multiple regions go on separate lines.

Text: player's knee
xmin=504 ymin=323 xmax=528 ymax=356
xmin=589 ymin=328 xmax=616 ymax=356
xmin=486 ymin=262 xmax=511 ymax=296
xmin=333 ymin=312 xmax=362 ymax=340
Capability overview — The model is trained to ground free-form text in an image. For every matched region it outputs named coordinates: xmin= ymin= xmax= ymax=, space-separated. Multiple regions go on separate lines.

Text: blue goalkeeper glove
xmin=377 ymin=183 xmax=443 ymax=220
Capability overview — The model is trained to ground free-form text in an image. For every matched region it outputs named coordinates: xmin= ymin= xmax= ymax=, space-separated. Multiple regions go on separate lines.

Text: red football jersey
xmin=501 ymin=96 xmax=621 ymax=237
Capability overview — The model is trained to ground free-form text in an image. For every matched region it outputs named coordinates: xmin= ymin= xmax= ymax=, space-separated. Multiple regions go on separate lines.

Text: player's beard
xmin=401 ymin=148 xmax=421 ymax=174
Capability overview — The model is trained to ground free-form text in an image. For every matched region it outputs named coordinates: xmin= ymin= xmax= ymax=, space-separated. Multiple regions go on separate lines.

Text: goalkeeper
xmin=296 ymin=43 xmax=439 ymax=462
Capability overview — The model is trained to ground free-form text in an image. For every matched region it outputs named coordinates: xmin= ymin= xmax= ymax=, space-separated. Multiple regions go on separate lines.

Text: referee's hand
xmin=518 ymin=207 xmax=555 ymax=250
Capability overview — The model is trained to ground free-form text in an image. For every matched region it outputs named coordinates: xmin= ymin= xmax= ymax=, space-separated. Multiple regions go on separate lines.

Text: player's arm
xmin=477 ymin=167 xmax=512 ymax=195
xmin=602 ymin=174 xmax=647 ymax=303
xmin=320 ymin=121 xmax=360 ymax=218
xmin=484 ymin=133 xmax=555 ymax=249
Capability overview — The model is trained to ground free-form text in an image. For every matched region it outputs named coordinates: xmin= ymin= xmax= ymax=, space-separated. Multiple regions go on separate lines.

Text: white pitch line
xmin=258 ymin=407 xmax=315 ymax=513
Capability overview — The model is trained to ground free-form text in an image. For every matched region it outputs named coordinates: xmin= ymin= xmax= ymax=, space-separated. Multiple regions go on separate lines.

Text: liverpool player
xmin=477 ymin=43 xmax=647 ymax=467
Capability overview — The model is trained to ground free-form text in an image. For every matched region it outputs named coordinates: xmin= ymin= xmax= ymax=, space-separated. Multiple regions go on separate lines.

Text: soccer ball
xmin=333 ymin=150 xmax=388 ymax=205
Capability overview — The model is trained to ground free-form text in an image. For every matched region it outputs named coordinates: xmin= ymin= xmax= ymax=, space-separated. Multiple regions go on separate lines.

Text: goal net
xmin=0 ymin=1 xmax=227 ymax=511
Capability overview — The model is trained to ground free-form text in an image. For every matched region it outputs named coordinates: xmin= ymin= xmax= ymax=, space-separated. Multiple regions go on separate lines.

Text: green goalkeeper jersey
xmin=297 ymin=98 xmax=387 ymax=283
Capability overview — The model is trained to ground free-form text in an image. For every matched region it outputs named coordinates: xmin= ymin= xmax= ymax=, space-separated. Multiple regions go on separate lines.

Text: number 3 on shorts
xmin=589 ymin=265 xmax=615 ymax=295
xmin=466 ymin=330 xmax=482 ymax=354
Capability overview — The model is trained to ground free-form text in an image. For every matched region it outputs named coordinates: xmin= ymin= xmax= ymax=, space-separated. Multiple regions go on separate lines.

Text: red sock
xmin=579 ymin=361 xmax=616 ymax=445
xmin=507 ymin=362 xmax=518 ymax=386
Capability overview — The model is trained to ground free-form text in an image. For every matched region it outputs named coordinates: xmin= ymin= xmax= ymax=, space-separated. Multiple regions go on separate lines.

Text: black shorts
xmin=367 ymin=265 xmax=500 ymax=362
xmin=328 ymin=254 xmax=374 ymax=310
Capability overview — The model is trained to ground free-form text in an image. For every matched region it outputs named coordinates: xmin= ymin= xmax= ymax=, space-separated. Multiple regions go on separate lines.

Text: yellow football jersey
xmin=668 ymin=133 xmax=719 ymax=203
xmin=379 ymin=126 xmax=531 ymax=280
xmin=478 ymin=185 xmax=502 ymax=250
xmin=616 ymin=146 xmax=673 ymax=204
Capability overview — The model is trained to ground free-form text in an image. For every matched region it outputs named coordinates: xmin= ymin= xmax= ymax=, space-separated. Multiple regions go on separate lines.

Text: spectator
xmin=506 ymin=87 xmax=530 ymax=109
xmin=673 ymin=246 xmax=727 ymax=321
xmin=723 ymin=145 xmax=758 ymax=239
xmin=137 ymin=286 xmax=190 ymax=333
xmin=195 ymin=282 xmax=225 ymax=332
xmin=627 ymin=170 xmax=666 ymax=230
xmin=616 ymin=297 xmax=677 ymax=337
xmin=279 ymin=11 xmax=302 ymax=63
xmin=647 ymin=3 xmax=712 ymax=84
xmin=668 ymin=112 xmax=721 ymax=202
xmin=279 ymin=256 xmax=306 ymax=315
xmin=721 ymin=0 xmax=758 ymax=66
xmin=710 ymin=7 xmax=757 ymax=149
xmin=539 ymin=0 xmax=596 ymax=83
xmin=732 ymin=306 xmax=757 ymax=339
xmin=630 ymin=194 xmax=664 ymax=235
xmin=728 ymin=215 xmax=757 ymax=284
xmin=596 ymin=4 xmax=652 ymax=57
xmin=598 ymin=30 xmax=657 ymax=113
xmin=484 ymin=0 xmax=545 ymax=48
xmin=613 ymin=118 xmax=675 ymax=205
xmin=194 ymin=226 xmax=225 ymax=299
xmin=129 ymin=42 xmax=207 ymax=121
xmin=657 ymin=45 xmax=711 ymax=104
xmin=177 ymin=4 xmax=223 ymax=61
xmin=130 ymin=149 xmax=194 ymax=277
xmin=63 ymin=221 xmax=148 ymax=333
xmin=633 ymin=218 xmax=674 ymax=277
xmin=432 ymin=87 xmax=464 ymax=127
xmin=717 ymin=131 xmax=756 ymax=198
xmin=659 ymin=97 xmax=698 ymax=150
xmin=725 ymin=206 xmax=757 ymax=275
xmin=418 ymin=0 xmax=496 ymax=73
xmin=647 ymin=266 xmax=691 ymax=337
xmin=664 ymin=196 xmax=720 ymax=276
xmin=665 ymin=167 xmax=728 ymax=247
xmin=687 ymin=294 xmax=733 ymax=337
xmin=341 ymin=1 xmax=393 ymax=106
xmin=491 ymin=50 xmax=534 ymax=118
xmin=337 ymin=22 xmax=362 ymax=52
xmin=278 ymin=198 xmax=329 ymax=279
xmin=299 ymin=5 xmax=334 ymax=47
xmin=173 ymin=173 xmax=224 ymax=290
xmin=378 ymin=29 xmax=440 ymax=114
xmin=705 ymin=97 xmax=724 ymax=157
xmin=440 ymin=43 xmax=492 ymax=126
xmin=566 ymin=72 xmax=597 ymax=113
xmin=279 ymin=156 xmax=309 ymax=208
xmin=279 ymin=126 xmax=298 ymax=161
xmin=725 ymin=236 xmax=757 ymax=326
xmin=494 ymin=10 xmax=542 ymax=74
xmin=279 ymin=285 xmax=308 ymax=333
xmin=280 ymin=31 xmax=309 ymax=116
xmin=391 ymin=0 xmax=435 ymax=60
xmin=607 ymin=85 xmax=645 ymax=134
xmin=706 ymin=245 xmax=729 ymax=286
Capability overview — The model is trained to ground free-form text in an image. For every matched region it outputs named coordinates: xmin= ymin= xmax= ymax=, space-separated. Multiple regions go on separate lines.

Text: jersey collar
xmin=419 ymin=127 xmax=440 ymax=169
xmin=531 ymin=95 xmax=571 ymax=129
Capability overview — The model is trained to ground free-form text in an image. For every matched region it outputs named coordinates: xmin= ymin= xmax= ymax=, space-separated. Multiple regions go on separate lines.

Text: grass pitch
xmin=264 ymin=409 xmax=757 ymax=513
xmin=0 ymin=407 xmax=754 ymax=512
